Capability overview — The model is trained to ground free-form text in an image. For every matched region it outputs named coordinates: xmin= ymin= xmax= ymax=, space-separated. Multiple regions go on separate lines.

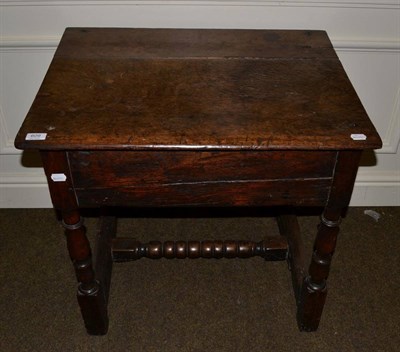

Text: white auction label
xmin=350 ymin=134 xmax=367 ymax=141
xmin=25 ymin=133 xmax=47 ymax=141
xmin=51 ymin=173 xmax=67 ymax=182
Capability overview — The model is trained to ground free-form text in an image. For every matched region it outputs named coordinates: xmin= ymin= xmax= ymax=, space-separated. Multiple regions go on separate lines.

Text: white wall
xmin=1 ymin=0 xmax=399 ymax=207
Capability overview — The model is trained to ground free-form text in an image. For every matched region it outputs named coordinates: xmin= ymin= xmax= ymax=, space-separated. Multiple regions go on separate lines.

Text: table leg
xmin=41 ymin=151 xmax=109 ymax=335
xmin=61 ymin=210 xmax=109 ymax=335
xmin=297 ymin=151 xmax=362 ymax=331
xmin=297 ymin=208 xmax=341 ymax=331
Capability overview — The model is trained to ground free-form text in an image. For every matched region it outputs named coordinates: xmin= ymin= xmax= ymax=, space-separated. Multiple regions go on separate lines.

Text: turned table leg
xmin=61 ymin=210 xmax=109 ymax=335
xmin=297 ymin=208 xmax=341 ymax=331
xmin=41 ymin=151 xmax=109 ymax=335
xmin=297 ymin=151 xmax=362 ymax=331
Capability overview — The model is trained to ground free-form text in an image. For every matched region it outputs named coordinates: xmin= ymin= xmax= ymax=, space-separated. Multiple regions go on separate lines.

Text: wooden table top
xmin=15 ymin=28 xmax=382 ymax=151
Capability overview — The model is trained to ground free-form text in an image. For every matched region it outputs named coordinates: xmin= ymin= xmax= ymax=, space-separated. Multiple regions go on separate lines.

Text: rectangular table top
xmin=15 ymin=28 xmax=382 ymax=151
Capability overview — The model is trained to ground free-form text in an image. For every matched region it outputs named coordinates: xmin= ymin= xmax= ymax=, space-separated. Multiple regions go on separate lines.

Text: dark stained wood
xmin=15 ymin=29 xmax=382 ymax=151
xmin=63 ymin=209 xmax=108 ymax=335
xmin=326 ymin=151 xmax=364 ymax=211
xmin=69 ymin=150 xmax=335 ymax=207
xmin=40 ymin=151 xmax=77 ymax=211
xmin=94 ymin=215 xmax=117 ymax=305
xmin=298 ymin=151 xmax=363 ymax=331
xmin=68 ymin=150 xmax=336 ymax=188
xmin=39 ymin=151 xmax=109 ymax=335
xmin=54 ymin=28 xmax=339 ymax=60
xmin=277 ymin=214 xmax=306 ymax=302
xmin=74 ymin=178 xmax=332 ymax=208
xmin=76 ymin=289 xmax=108 ymax=335
xmin=14 ymin=29 xmax=383 ymax=335
xmin=112 ymin=237 xmax=288 ymax=261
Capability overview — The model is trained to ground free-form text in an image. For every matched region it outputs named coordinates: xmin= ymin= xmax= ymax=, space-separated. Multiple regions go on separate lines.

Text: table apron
xmin=67 ymin=150 xmax=336 ymax=207
xmin=74 ymin=179 xmax=331 ymax=207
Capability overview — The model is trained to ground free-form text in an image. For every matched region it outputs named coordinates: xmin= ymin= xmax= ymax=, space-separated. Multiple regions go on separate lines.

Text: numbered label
xmin=25 ymin=133 xmax=47 ymax=141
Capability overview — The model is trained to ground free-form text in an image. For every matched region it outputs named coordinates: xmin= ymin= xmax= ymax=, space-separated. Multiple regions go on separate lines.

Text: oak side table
xmin=15 ymin=28 xmax=382 ymax=335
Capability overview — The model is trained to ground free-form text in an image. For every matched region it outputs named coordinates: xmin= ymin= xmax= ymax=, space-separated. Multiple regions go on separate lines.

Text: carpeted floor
xmin=0 ymin=207 xmax=399 ymax=352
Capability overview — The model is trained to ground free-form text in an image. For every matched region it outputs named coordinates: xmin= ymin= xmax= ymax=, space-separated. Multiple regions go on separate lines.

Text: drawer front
xmin=68 ymin=150 xmax=336 ymax=207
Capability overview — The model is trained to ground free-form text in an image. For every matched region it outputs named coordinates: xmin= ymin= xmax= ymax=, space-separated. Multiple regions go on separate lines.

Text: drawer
xmin=68 ymin=150 xmax=336 ymax=207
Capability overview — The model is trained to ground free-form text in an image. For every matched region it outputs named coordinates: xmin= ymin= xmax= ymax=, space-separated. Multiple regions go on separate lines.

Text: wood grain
xmin=68 ymin=150 xmax=336 ymax=188
xmin=15 ymin=28 xmax=382 ymax=151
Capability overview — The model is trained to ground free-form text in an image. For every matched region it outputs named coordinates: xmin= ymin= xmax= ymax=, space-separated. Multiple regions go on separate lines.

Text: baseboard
xmin=0 ymin=183 xmax=52 ymax=208
xmin=349 ymin=171 xmax=400 ymax=206
xmin=349 ymin=184 xmax=400 ymax=206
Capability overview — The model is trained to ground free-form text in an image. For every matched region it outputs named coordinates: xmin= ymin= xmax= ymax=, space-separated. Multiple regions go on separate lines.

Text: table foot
xmin=297 ymin=276 xmax=327 ymax=331
xmin=77 ymin=282 xmax=109 ymax=335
